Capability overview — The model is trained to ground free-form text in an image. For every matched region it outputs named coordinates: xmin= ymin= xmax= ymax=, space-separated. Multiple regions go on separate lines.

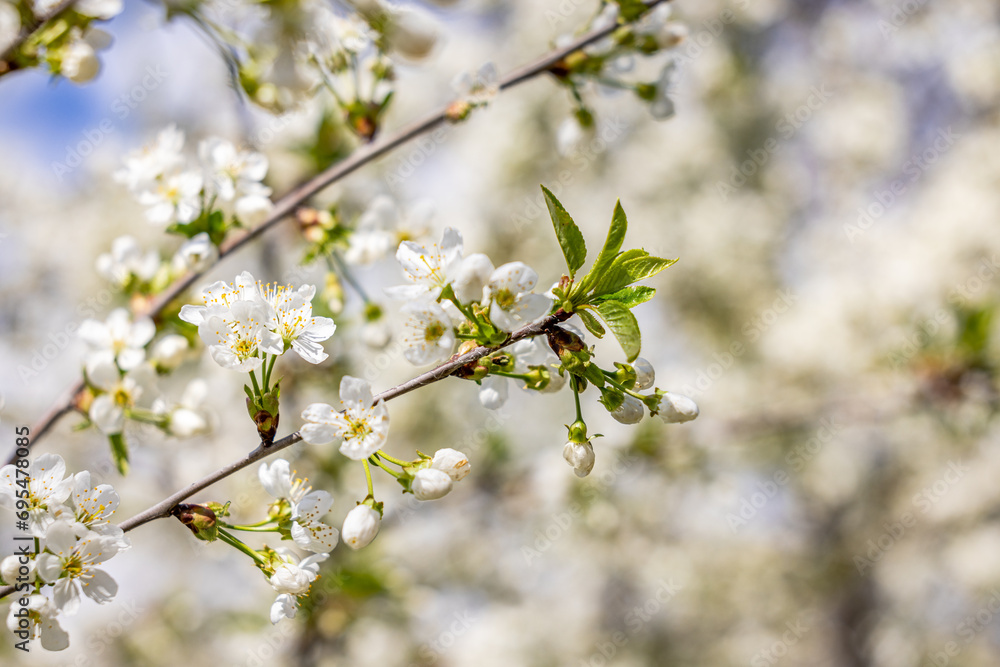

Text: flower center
xmin=495 ymin=288 xmax=516 ymax=310
xmin=346 ymin=415 xmax=373 ymax=441
xmin=425 ymin=322 xmax=445 ymax=342
xmin=113 ymin=387 xmax=131 ymax=408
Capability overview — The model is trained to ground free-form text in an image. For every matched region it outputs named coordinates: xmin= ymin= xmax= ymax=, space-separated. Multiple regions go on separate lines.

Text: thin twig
xmin=6 ymin=0 xmax=669 ymax=466
xmin=0 ymin=310 xmax=571 ymax=601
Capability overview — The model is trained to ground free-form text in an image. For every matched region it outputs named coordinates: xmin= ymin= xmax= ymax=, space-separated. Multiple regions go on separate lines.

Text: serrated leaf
xmin=592 ymin=252 xmax=677 ymax=298
xmin=577 ymin=308 xmax=606 ymax=338
xmin=594 ymin=300 xmax=642 ymax=362
xmin=541 ymin=185 xmax=587 ymax=277
xmin=593 ymin=285 xmax=656 ymax=309
xmin=575 ymin=199 xmax=629 ymax=298
xmin=109 ymin=432 xmax=130 ymax=476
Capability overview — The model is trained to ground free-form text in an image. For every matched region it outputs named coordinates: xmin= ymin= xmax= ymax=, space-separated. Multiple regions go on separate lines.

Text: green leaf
xmin=593 ymin=285 xmax=656 ymax=309
xmin=577 ymin=308 xmax=606 ymax=338
xmin=108 ymin=432 xmax=130 ymax=476
xmin=591 ymin=251 xmax=677 ymax=298
xmin=615 ymin=0 xmax=648 ymax=21
xmin=541 ymin=185 xmax=587 ymax=277
xmin=594 ymin=300 xmax=642 ymax=362
xmin=575 ymin=199 xmax=629 ymax=298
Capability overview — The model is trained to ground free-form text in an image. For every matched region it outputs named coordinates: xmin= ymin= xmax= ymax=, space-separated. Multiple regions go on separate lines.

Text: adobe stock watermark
xmin=57 ymin=600 xmax=144 ymax=666
xmin=926 ymin=588 xmax=1000 ymax=667
xmin=843 ymin=126 xmax=961 ymax=243
xmin=749 ymin=611 xmax=815 ymax=667
xmin=854 ymin=460 xmax=968 ymax=575
xmin=51 ymin=65 xmax=169 ymax=180
xmin=725 ymin=417 xmax=843 ymax=533
xmin=716 ymin=85 xmax=833 ymax=202
xmin=878 ymin=0 xmax=929 ymax=39
xmin=679 ymin=289 xmax=798 ymax=398
xmin=508 ymin=117 xmax=626 ymax=232
xmin=521 ymin=451 xmax=636 ymax=565
xmin=577 ymin=579 xmax=683 ymax=667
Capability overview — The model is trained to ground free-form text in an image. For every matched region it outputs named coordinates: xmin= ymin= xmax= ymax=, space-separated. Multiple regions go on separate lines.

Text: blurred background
xmin=3 ymin=0 xmax=1000 ymax=665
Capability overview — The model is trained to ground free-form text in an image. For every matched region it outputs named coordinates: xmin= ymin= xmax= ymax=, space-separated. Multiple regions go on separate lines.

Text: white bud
xmin=387 ymin=9 xmax=439 ymax=61
xmin=632 ymin=357 xmax=655 ymax=390
xmin=342 ymin=505 xmax=381 ymax=550
xmin=563 ymin=441 xmax=595 ymax=478
xmin=431 ymin=448 xmax=471 ymax=481
xmin=61 ymin=39 xmax=100 ymax=84
xmin=150 ymin=334 xmax=189 ymax=370
xmin=235 ymin=195 xmax=273 ymax=226
xmin=611 ymin=395 xmax=644 ymax=425
xmin=541 ymin=369 xmax=567 ymax=393
xmin=1 ymin=554 xmax=35 ymax=585
xmin=659 ymin=393 xmax=699 ymax=423
xmin=175 ymin=233 xmax=218 ymax=273
xmin=412 ymin=468 xmax=453 ymax=500
xmin=452 ymin=253 xmax=494 ymax=304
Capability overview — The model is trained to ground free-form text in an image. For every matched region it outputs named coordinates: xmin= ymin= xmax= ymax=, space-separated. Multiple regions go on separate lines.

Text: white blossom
xmin=385 ymin=227 xmax=464 ymax=300
xmin=291 ymin=491 xmax=340 ymax=554
xmin=86 ymin=355 xmax=158 ymax=434
xmin=268 ymin=551 xmax=327 ymax=596
xmin=137 ymin=170 xmax=203 ymax=227
xmin=300 ymin=377 xmax=389 ymax=460
xmin=386 ymin=8 xmax=439 ymax=61
xmin=196 ymin=300 xmax=283 ymax=372
xmin=96 ymin=236 xmax=160 ymax=286
xmin=0 ymin=2 xmax=19 ymax=55
xmin=6 ymin=594 xmax=69 ymax=651
xmin=60 ymin=37 xmax=100 ymax=84
xmin=259 ymin=282 xmax=336 ymax=364
xmin=485 ymin=262 xmax=552 ymax=332
xmin=411 ymin=468 xmax=452 ymax=500
xmin=400 ymin=299 xmax=455 ymax=366
xmin=0 ymin=453 xmax=73 ymax=538
xmin=198 ymin=137 xmax=269 ymax=202
xmin=114 ymin=125 xmax=186 ymax=192
xmin=270 ymin=593 xmax=297 ymax=624
xmin=78 ymin=308 xmax=155 ymax=371
xmin=173 ymin=232 xmax=218 ymax=273
xmin=452 ymin=62 xmax=499 ymax=106
xmin=149 ymin=334 xmax=189 ymax=370
xmin=342 ymin=505 xmax=381 ymax=549
xmin=76 ymin=0 xmax=123 ymax=20
xmin=451 ymin=253 xmax=494 ymax=304
xmin=478 ymin=375 xmax=508 ymax=410
xmin=166 ymin=380 xmax=212 ymax=438
xmin=431 ymin=448 xmax=471 ymax=482
xmin=1 ymin=554 xmax=35 ymax=585
xmin=36 ymin=523 xmax=123 ymax=614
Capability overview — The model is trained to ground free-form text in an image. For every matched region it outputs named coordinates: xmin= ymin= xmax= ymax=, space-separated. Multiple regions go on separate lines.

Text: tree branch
xmin=0 ymin=309 xmax=571 ymax=600
xmin=7 ymin=0 xmax=669 ymax=466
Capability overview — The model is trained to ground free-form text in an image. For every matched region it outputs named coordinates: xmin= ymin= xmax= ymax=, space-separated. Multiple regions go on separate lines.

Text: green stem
xmin=217 ymin=528 xmax=266 ymax=565
xmin=327 ymin=251 xmax=372 ymax=304
xmin=572 ymin=376 xmax=584 ymax=423
xmin=127 ymin=409 xmax=168 ymax=427
xmin=369 ymin=455 xmax=402 ymax=478
xmin=363 ymin=460 xmax=374 ymax=497
xmin=248 ymin=369 xmax=262 ymax=400
xmin=374 ymin=450 xmax=409 ymax=466
xmin=262 ymin=354 xmax=277 ymax=393
xmin=492 ymin=371 xmax=533 ymax=382
xmin=222 ymin=524 xmax=282 ymax=533
xmin=602 ymin=375 xmax=647 ymax=402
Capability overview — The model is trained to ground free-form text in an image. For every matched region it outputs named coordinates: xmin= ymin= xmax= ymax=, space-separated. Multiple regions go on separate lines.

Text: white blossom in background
xmin=165 ymin=380 xmax=212 ymax=438
xmin=0 ymin=453 xmax=73 ymax=537
xmin=386 ymin=7 xmax=439 ymax=61
xmin=0 ymin=2 xmax=19 ymax=55
xmin=384 ymin=227 xmax=464 ymax=300
xmin=36 ymin=522 xmax=125 ymax=614
xmin=300 ymin=377 xmax=389 ymax=460
xmin=1 ymin=554 xmax=35 ymax=585
xmin=96 ymin=236 xmax=160 ymax=286
xmin=198 ymin=137 xmax=269 ymax=202
xmin=114 ymin=124 xmax=186 ymax=192
xmin=149 ymin=334 xmax=189 ymax=371
xmin=484 ymin=262 xmax=552 ymax=332
xmin=85 ymin=355 xmax=159 ymax=434
xmin=411 ymin=468 xmax=453 ymax=500
xmin=557 ymin=117 xmax=586 ymax=157
xmin=78 ymin=308 xmax=155 ymax=371
xmin=399 ymin=299 xmax=455 ymax=365
xmin=650 ymin=57 xmax=678 ymax=120
xmin=346 ymin=196 xmax=395 ymax=265
xmin=451 ymin=252 xmax=494 ymax=304
xmin=453 ymin=62 xmax=500 ymax=106
xmin=59 ymin=29 xmax=110 ymax=84
xmin=136 ymin=169 xmax=204 ymax=227
xmin=6 ymin=594 xmax=69 ymax=651
xmin=342 ymin=504 xmax=381 ymax=549
xmin=479 ymin=375 xmax=508 ymax=410
xmin=173 ymin=232 xmax=218 ymax=273
xmin=75 ymin=0 xmax=123 ymax=20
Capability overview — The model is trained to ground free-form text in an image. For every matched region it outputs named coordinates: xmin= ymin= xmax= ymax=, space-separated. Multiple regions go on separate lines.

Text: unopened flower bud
xmin=412 ymin=468 xmax=453 ymax=500
xmin=150 ymin=334 xmax=189 ymax=371
xmin=563 ymin=441 xmax=595 ymax=478
xmin=431 ymin=448 xmax=471 ymax=481
xmin=632 ymin=357 xmax=655 ymax=390
xmin=174 ymin=503 xmax=218 ymax=541
xmin=1 ymin=554 xmax=35 ymax=585
xmin=342 ymin=505 xmax=381 ymax=549
xmin=612 ymin=394 xmax=644 ymax=424
xmin=659 ymin=393 xmax=699 ymax=423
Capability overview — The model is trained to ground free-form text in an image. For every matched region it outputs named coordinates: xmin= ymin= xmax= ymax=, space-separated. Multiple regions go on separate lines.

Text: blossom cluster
xmin=114 ymin=125 xmax=274 ymax=231
xmin=0 ymin=455 xmax=129 ymax=651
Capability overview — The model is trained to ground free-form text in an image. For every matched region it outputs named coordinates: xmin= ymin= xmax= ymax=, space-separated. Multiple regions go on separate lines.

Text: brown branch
xmin=0 ymin=309 xmax=571 ymax=600
xmin=7 ymin=0 xmax=670 ymax=466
